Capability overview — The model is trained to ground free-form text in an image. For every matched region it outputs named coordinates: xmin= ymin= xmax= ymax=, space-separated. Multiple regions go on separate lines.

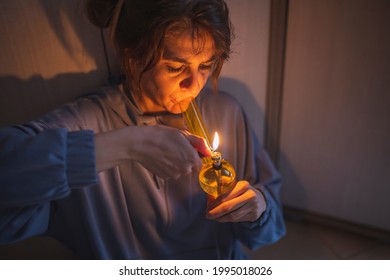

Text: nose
xmin=180 ymin=69 xmax=201 ymax=96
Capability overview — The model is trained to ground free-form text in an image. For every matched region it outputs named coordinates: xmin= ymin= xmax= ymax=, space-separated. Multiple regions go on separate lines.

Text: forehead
xmin=163 ymin=29 xmax=216 ymax=60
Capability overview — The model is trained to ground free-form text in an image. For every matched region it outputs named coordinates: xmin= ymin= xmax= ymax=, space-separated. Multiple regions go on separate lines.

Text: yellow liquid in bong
xmin=198 ymin=160 xmax=236 ymax=198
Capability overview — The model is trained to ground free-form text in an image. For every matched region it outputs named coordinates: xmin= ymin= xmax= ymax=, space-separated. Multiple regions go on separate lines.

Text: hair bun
xmin=86 ymin=0 xmax=119 ymax=29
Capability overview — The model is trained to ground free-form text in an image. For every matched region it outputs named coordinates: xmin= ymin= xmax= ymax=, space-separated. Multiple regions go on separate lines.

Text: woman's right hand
xmin=95 ymin=125 xmax=211 ymax=179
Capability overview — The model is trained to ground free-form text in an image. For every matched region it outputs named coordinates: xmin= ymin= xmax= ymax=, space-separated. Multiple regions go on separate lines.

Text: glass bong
xmin=181 ymin=99 xmax=236 ymax=198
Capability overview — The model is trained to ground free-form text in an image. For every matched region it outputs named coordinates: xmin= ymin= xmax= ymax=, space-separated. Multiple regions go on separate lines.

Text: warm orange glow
xmin=212 ymin=132 xmax=219 ymax=151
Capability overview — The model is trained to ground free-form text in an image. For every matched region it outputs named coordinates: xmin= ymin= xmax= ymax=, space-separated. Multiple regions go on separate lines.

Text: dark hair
xmin=86 ymin=0 xmax=233 ymax=94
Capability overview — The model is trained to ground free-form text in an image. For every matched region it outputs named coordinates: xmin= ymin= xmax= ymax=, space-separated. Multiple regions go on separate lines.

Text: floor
xmin=245 ymin=218 xmax=390 ymax=260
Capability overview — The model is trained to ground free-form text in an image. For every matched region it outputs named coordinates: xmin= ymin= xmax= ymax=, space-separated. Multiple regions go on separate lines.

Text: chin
xmin=168 ymin=105 xmax=186 ymax=114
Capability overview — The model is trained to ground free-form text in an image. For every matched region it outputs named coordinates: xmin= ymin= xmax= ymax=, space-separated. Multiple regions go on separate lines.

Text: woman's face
xmin=138 ymin=29 xmax=216 ymax=114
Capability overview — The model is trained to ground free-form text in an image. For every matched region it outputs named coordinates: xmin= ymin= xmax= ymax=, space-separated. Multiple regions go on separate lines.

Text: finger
xmin=207 ymin=192 xmax=261 ymax=223
xmin=207 ymin=181 xmax=250 ymax=210
xmin=211 ymin=205 xmax=254 ymax=223
xmin=206 ymin=187 xmax=259 ymax=219
xmin=206 ymin=191 xmax=254 ymax=219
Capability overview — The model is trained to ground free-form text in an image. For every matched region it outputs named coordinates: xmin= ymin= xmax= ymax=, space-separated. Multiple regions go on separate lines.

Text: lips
xmin=173 ymin=96 xmax=192 ymax=112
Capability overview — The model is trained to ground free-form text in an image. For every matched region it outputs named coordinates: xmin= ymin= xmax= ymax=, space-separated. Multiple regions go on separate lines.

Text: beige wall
xmin=211 ymin=0 xmax=270 ymax=143
xmin=0 ymin=0 xmax=272 ymax=258
xmin=0 ymin=0 xmax=271 ymax=145
xmin=0 ymin=0 xmax=109 ymax=127
xmin=279 ymin=0 xmax=390 ymax=231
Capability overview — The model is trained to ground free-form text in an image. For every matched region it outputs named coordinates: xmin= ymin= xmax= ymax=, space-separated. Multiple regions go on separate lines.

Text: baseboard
xmin=282 ymin=206 xmax=390 ymax=244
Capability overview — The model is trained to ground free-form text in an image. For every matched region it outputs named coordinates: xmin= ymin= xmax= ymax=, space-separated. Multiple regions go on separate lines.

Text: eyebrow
xmin=162 ymin=53 xmax=216 ymax=64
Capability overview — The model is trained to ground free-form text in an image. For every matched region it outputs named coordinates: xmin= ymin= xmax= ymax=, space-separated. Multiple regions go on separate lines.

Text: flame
xmin=212 ymin=132 xmax=220 ymax=151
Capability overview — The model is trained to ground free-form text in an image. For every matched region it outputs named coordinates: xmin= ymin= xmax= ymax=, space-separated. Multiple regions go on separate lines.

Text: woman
xmin=0 ymin=0 xmax=285 ymax=259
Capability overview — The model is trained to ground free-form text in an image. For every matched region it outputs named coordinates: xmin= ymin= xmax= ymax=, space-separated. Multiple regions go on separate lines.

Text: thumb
xmin=184 ymin=132 xmax=212 ymax=157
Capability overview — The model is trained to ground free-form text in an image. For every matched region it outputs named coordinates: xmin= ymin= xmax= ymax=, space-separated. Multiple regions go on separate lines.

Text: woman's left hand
xmin=206 ymin=181 xmax=266 ymax=223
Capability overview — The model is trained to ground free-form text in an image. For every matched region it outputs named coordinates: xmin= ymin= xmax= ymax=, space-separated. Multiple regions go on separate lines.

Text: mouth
xmin=173 ymin=97 xmax=193 ymax=113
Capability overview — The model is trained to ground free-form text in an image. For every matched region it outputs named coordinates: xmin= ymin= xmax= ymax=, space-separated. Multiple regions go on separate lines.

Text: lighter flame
xmin=212 ymin=132 xmax=220 ymax=151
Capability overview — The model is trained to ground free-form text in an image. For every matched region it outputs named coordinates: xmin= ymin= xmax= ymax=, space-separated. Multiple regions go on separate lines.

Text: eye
xmin=167 ymin=65 xmax=185 ymax=73
xmin=199 ymin=63 xmax=213 ymax=72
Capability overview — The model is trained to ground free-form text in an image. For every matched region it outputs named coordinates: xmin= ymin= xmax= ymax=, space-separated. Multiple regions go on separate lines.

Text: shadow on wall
xmin=36 ymin=0 xmax=112 ymax=69
xmin=0 ymin=0 xmax=116 ymax=127
xmin=278 ymin=151 xmax=309 ymax=210
xmin=36 ymin=0 xmax=120 ymax=77
xmin=214 ymin=78 xmax=309 ymax=211
xmin=215 ymin=77 xmax=265 ymax=143
xmin=0 ymin=71 xmax=107 ymax=127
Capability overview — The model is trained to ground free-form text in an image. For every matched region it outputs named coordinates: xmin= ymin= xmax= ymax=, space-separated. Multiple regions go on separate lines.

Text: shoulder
xmin=36 ymin=86 xmax=127 ymax=132
xmin=79 ymin=85 xmax=126 ymax=108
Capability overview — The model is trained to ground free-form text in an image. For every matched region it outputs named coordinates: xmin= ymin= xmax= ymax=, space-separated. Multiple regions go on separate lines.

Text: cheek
xmin=143 ymin=71 xmax=174 ymax=99
xmin=200 ymin=72 xmax=211 ymax=86
xmin=141 ymin=71 xmax=158 ymax=94
xmin=158 ymin=78 xmax=180 ymax=104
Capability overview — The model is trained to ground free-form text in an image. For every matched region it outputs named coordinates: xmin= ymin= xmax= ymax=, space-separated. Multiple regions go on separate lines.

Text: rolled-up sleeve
xmin=0 ymin=127 xmax=97 ymax=243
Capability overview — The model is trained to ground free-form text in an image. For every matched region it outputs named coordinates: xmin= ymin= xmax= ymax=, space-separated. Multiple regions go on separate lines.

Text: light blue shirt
xmin=0 ymin=85 xmax=286 ymax=259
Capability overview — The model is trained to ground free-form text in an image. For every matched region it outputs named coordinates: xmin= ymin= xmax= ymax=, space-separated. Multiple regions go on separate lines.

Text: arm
xmin=95 ymin=125 xmax=210 ymax=178
xmin=0 ymin=127 xmax=97 ymax=243
xmin=0 ymin=88 xmax=210 ymax=243
xmin=201 ymin=91 xmax=286 ymax=249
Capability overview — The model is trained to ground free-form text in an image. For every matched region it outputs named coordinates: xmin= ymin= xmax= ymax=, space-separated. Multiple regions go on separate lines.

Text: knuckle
xmin=248 ymin=190 xmax=257 ymax=200
xmin=230 ymin=212 xmax=241 ymax=222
